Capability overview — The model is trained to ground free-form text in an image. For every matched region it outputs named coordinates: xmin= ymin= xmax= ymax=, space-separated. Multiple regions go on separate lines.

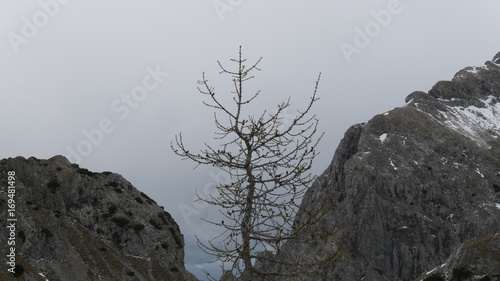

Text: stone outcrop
xmin=0 ymin=155 xmax=198 ymax=281
xmin=415 ymin=232 xmax=500 ymax=281
xmin=262 ymin=52 xmax=500 ymax=280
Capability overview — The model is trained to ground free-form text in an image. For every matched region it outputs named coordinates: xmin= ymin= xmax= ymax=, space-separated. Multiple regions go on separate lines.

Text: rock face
xmin=268 ymin=52 xmax=500 ymax=280
xmin=0 ymin=156 xmax=197 ymax=281
xmin=415 ymin=232 xmax=500 ymax=281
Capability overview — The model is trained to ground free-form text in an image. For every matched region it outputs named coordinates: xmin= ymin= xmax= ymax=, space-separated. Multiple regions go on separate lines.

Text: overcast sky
xmin=2 ymin=1 xmax=500 ymax=279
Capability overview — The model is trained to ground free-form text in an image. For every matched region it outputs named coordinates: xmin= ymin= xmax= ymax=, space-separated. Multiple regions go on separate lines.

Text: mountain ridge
xmin=256 ymin=51 xmax=500 ymax=280
xmin=0 ymin=155 xmax=197 ymax=281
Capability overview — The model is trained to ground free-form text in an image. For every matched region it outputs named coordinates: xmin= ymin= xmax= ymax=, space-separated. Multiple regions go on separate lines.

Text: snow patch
xmin=476 ymin=168 xmax=484 ymax=178
xmin=438 ymin=96 xmax=500 ymax=148
xmin=389 ymin=158 xmax=398 ymax=170
xmin=426 ymin=267 xmax=437 ymax=275
xmin=425 ymin=263 xmax=446 ymax=275
xmin=125 ymin=254 xmax=151 ymax=261
xmin=456 ymin=65 xmax=491 ymax=78
xmin=467 ymin=67 xmax=481 ymax=74
xmin=480 ymin=202 xmax=500 ymax=210
xmin=379 ymin=133 xmax=388 ymax=143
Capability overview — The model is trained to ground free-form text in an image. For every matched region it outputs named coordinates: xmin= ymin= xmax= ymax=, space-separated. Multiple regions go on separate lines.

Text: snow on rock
xmin=39 ymin=272 xmax=49 ymax=281
xmin=389 ymin=158 xmax=398 ymax=170
xmin=438 ymin=96 xmax=500 ymax=148
xmin=379 ymin=133 xmax=388 ymax=143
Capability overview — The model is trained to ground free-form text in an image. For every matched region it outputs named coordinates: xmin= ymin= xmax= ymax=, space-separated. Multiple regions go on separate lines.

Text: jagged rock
xmin=415 ymin=232 xmax=500 ymax=281
xmin=0 ymin=156 xmax=198 ymax=281
xmin=493 ymin=52 xmax=500 ymax=64
xmin=259 ymin=52 xmax=500 ymax=280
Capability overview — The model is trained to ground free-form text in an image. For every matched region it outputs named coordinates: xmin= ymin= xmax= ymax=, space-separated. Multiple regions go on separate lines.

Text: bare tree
xmin=172 ymin=47 xmax=332 ymax=280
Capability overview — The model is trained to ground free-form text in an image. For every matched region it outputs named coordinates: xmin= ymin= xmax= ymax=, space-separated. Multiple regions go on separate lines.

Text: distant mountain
xmin=0 ymin=156 xmax=197 ymax=281
xmin=3 ymin=52 xmax=499 ymax=281
xmin=257 ymin=51 xmax=500 ymax=280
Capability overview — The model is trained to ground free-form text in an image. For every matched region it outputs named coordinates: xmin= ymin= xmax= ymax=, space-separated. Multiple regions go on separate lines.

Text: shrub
xmin=12 ymin=264 xmax=24 ymax=277
xmin=111 ymin=217 xmax=130 ymax=227
xmin=41 ymin=228 xmax=53 ymax=238
xmin=126 ymin=271 xmax=135 ymax=276
xmin=108 ymin=205 xmax=118 ymax=215
xmin=106 ymin=181 xmax=119 ymax=188
xmin=169 ymin=266 xmax=179 ymax=272
xmin=493 ymin=184 xmax=500 ymax=192
xmin=18 ymin=231 xmax=26 ymax=243
xmin=169 ymin=227 xmax=183 ymax=247
xmin=140 ymin=192 xmax=156 ymax=204
xmin=133 ymin=223 xmax=145 ymax=232
xmin=161 ymin=242 xmax=169 ymax=249
xmin=149 ymin=219 xmax=162 ymax=230
xmin=423 ymin=274 xmax=444 ymax=281
xmin=77 ymin=168 xmax=96 ymax=177
xmin=158 ymin=212 xmax=169 ymax=224
xmin=47 ymin=179 xmax=60 ymax=188
xmin=135 ymin=197 xmax=143 ymax=204
xmin=452 ymin=267 xmax=472 ymax=281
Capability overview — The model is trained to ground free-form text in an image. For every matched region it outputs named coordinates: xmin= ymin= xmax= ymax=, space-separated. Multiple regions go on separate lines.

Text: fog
xmin=2 ymin=1 xmax=500 ymax=279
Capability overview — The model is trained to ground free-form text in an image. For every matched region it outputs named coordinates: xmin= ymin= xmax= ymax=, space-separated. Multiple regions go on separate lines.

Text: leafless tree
xmin=172 ymin=47 xmax=335 ymax=280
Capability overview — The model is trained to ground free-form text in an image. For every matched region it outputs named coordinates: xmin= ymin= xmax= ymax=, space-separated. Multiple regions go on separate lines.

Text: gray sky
xmin=2 ymin=1 xmax=500 ymax=279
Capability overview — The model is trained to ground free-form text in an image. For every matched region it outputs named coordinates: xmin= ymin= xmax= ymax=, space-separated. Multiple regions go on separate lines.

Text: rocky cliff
xmin=0 ymin=155 xmax=197 ymax=281
xmin=416 ymin=232 xmax=500 ymax=281
xmin=265 ymin=52 xmax=500 ymax=280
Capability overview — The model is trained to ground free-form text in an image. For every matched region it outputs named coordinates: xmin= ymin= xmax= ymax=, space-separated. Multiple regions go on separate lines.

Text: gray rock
xmin=0 ymin=155 xmax=198 ymax=281
xmin=493 ymin=52 xmax=500 ymax=64
xmin=415 ymin=232 xmax=500 ymax=281
xmin=259 ymin=51 xmax=500 ymax=280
